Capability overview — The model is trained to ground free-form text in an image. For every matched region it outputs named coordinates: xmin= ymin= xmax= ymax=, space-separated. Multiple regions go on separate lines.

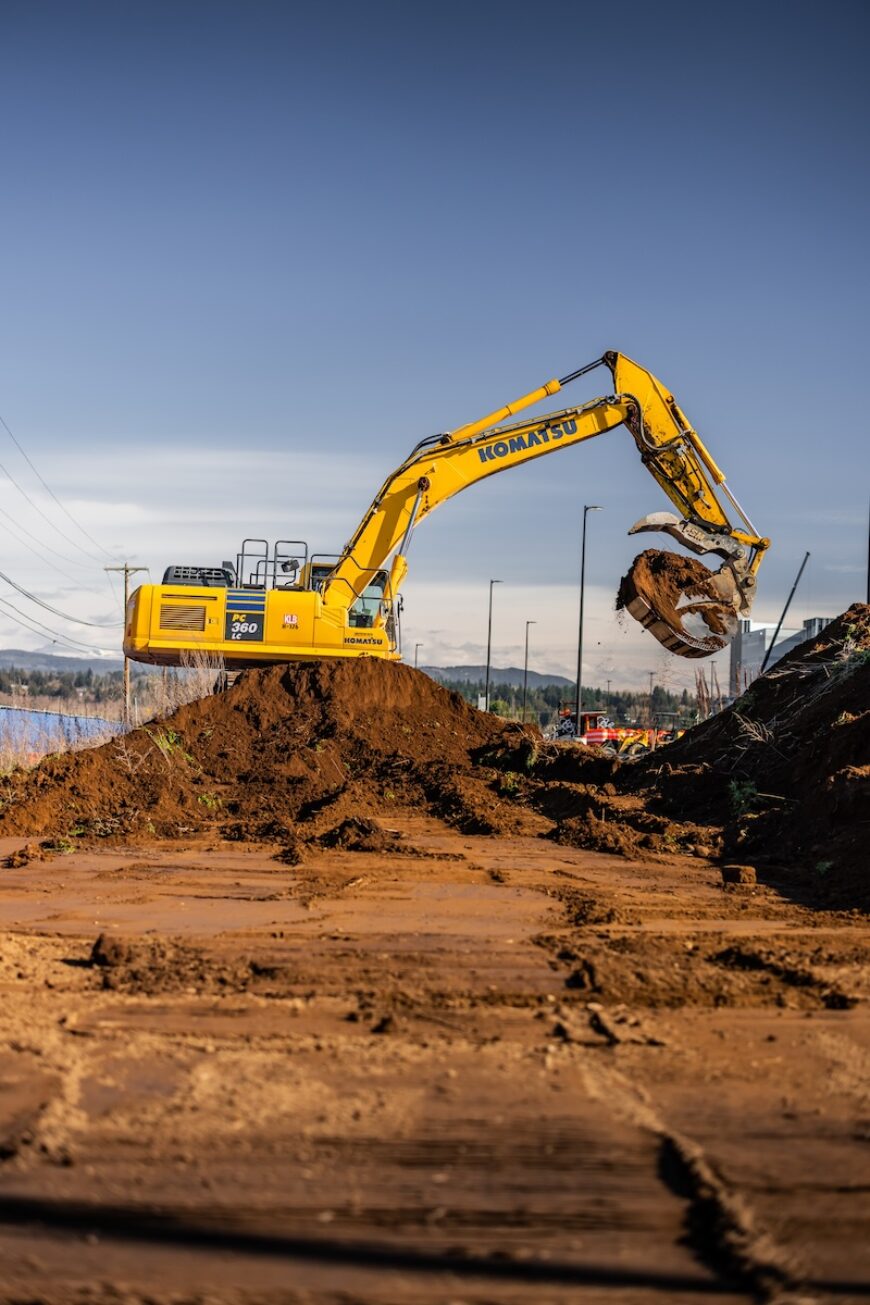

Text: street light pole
xmin=574 ymin=505 xmax=602 ymax=735
xmin=522 ymin=620 xmax=536 ymax=723
xmin=414 ymin=642 xmax=423 ymax=668
xmin=484 ymin=579 xmax=502 ymax=712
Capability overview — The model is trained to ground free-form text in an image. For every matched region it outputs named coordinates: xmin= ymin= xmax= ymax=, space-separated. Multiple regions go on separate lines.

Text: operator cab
xmin=162 ymin=537 xmax=389 ymax=627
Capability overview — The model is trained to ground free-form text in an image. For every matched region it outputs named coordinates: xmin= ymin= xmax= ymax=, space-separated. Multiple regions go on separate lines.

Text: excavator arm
xmin=322 ymin=352 xmax=768 ymax=657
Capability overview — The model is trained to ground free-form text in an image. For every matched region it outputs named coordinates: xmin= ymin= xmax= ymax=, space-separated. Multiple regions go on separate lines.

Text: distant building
xmin=730 ymin=616 xmax=833 ymax=693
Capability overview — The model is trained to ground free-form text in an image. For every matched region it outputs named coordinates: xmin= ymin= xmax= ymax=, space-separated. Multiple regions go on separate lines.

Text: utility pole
xmin=414 ymin=642 xmax=423 ymax=669
xmin=105 ymin=563 xmax=148 ymax=726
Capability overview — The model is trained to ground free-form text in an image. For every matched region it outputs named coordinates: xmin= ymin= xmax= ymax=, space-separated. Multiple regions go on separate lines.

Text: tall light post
xmin=574 ymin=506 xmax=603 ymax=733
xmin=522 ymin=620 xmax=536 ymax=723
xmin=484 ymin=579 xmax=502 ymax=712
xmin=414 ymin=642 xmax=423 ymax=668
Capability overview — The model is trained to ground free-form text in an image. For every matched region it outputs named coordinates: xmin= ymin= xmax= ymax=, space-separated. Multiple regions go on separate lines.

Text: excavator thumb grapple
xmin=621 ymin=512 xmax=758 ymax=657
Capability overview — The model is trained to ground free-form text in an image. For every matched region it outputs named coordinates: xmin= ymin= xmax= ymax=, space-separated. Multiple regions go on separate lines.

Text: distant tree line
xmin=433 ymin=676 xmax=696 ymax=728
xmin=0 ymin=665 xmax=151 ymax=706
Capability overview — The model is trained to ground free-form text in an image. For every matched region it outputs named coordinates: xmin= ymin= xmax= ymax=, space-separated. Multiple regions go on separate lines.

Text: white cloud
xmin=399 ymin=580 xmax=731 ymax=692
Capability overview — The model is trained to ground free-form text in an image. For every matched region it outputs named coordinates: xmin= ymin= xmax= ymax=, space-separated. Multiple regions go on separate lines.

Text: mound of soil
xmin=0 ymin=659 xmax=552 ymax=846
xmin=618 ymin=549 xmax=732 ymax=641
xmin=631 ymin=603 xmax=870 ymax=904
xmin=1 ymin=605 xmax=864 ymax=909
xmin=318 ymin=817 xmax=407 ymax=853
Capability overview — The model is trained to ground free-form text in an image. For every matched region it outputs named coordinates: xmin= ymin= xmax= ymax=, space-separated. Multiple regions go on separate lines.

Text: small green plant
xmin=499 ymin=771 xmax=519 ymax=796
xmin=146 ymin=728 xmax=195 ymax=765
xmin=815 ymin=859 xmax=834 ymax=877
xmin=384 ymin=789 xmax=396 ymax=801
xmin=197 ymin=792 xmax=221 ymax=810
xmin=728 ymin=778 xmax=760 ymax=816
xmin=44 ymin=836 xmax=77 ymax=855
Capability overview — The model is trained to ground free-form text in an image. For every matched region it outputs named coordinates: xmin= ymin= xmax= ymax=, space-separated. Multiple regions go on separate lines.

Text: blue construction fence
xmin=0 ymin=705 xmax=123 ymax=761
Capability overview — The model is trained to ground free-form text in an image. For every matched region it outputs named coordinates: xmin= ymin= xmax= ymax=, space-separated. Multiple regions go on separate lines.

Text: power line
xmin=0 ymin=514 xmax=95 ymax=585
xmin=0 ymin=484 xmax=101 ymax=571
xmin=0 ymin=569 xmax=122 ymax=628
xmin=0 ymin=452 xmax=106 ymax=564
xmin=104 ymin=566 xmax=125 ymax=616
xmin=0 ymin=596 xmax=116 ymax=655
xmin=0 ymin=411 xmax=113 ymax=561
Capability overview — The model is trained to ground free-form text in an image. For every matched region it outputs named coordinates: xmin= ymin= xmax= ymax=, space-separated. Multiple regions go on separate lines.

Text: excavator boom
xmin=321 ymin=352 xmax=768 ymax=656
xmin=123 ymin=353 xmax=768 ymax=667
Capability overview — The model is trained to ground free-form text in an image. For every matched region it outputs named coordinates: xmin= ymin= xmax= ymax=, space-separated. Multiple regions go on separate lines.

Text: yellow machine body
xmin=125 ymin=580 xmax=397 ymax=667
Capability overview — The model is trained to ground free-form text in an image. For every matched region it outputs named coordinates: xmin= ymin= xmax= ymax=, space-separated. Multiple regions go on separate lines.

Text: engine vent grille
xmin=159 ymin=604 xmax=206 ymax=632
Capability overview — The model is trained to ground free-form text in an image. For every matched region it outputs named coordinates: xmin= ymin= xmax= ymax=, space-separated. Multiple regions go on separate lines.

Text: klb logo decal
xmin=477 ymin=419 xmax=577 ymax=463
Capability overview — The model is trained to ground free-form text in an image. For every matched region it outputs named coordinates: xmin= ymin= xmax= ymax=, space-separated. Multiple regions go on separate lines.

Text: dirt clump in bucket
xmin=617 ymin=548 xmax=731 ymax=640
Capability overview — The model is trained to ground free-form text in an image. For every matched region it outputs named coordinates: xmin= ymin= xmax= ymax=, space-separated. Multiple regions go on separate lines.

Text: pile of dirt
xmin=618 ymin=549 xmax=732 ymax=641
xmin=629 ymin=603 xmax=870 ymax=904
xmin=318 ymin=816 xmax=407 ymax=853
xmin=0 ymin=658 xmax=573 ymax=848
xmin=1 ymin=605 xmax=864 ymax=907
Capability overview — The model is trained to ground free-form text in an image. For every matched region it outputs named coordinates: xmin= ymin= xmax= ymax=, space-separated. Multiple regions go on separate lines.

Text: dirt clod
xmin=617 ymin=548 xmax=732 ymax=641
xmin=722 ymin=864 xmax=757 ymax=885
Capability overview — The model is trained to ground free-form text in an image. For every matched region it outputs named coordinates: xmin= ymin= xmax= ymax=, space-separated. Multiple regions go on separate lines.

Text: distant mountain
xmin=421 ymin=664 xmax=572 ymax=689
xmin=0 ymin=649 xmax=125 ymax=674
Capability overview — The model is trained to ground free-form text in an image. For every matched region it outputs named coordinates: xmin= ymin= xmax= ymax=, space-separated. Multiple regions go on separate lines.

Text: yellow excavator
xmin=124 ymin=352 xmax=769 ymax=668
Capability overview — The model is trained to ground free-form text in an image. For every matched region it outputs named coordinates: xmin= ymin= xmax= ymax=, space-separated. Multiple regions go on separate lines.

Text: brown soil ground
xmin=0 ymin=826 xmax=868 ymax=1303
xmin=626 ymin=602 xmax=870 ymax=906
xmin=0 ymin=608 xmax=867 ymax=1301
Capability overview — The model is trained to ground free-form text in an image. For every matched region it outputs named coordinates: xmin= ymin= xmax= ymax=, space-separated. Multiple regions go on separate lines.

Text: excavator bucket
xmin=619 ymin=513 xmax=753 ymax=659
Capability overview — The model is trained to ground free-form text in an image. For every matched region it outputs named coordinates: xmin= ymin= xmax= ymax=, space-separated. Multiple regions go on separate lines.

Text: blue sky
xmin=0 ymin=0 xmax=867 ymax=686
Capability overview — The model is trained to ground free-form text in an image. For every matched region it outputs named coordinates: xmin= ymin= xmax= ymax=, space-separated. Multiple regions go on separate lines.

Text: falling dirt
xmin=618 ymin=548 xmax=732 ymax=640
